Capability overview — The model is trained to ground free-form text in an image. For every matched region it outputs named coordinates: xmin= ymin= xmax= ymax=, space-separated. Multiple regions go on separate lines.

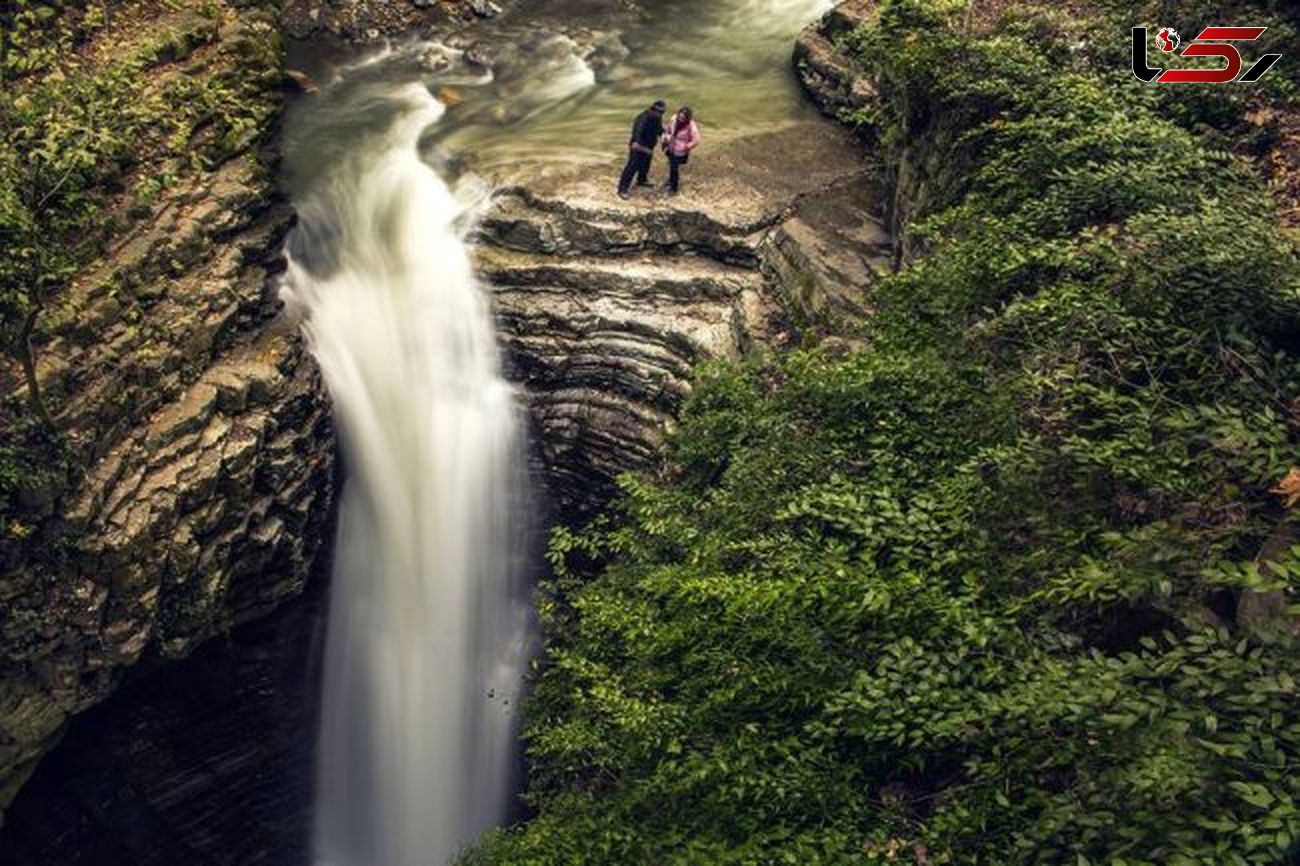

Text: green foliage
xmin=471 ymin=1 xmax=1300 ymax=864
xmin=0 ymin=0 xmax=282 ymax=362
xmin=0 ymin=0 xmax=281 ymax=521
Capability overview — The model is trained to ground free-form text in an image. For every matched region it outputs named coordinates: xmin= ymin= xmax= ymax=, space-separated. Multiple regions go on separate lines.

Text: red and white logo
xmin=1132 ymin=25 xmax=1283 ymax=84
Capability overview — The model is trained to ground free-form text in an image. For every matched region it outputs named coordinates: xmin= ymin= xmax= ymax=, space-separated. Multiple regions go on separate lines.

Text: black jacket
xmin=629 ymin=109 xmax=664 ymax=151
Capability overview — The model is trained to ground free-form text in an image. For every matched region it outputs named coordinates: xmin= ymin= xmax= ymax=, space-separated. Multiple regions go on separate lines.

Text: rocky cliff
xmin=0 ymin=2 xmax=333 ymax=812
xmin=792 ymin=0 xmax=877 ymax=121
xmin=474 ymin=120 xmax=892 ymax=516
xmin=794 ymin=0 xmax=962 ymax=262
xmin=794 ymin=1 xmax=924 ymax=246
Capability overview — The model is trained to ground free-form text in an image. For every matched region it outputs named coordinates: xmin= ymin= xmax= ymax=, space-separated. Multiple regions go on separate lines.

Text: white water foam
xmin=282 ymin=79 xmax=534 ymax=866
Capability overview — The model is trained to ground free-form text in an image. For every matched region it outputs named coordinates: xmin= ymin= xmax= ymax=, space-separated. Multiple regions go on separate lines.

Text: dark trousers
xmin=618 ymin=148 xmax=653 ymax=194
xmin=668 ymin=153 xmax=687 ymax=192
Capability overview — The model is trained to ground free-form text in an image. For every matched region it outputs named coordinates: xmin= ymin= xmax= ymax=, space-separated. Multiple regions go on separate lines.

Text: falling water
xmin=280 ymin=71 xmax=533 ymax=866
xmin=276 ymin=0 xmax=836 ymax=862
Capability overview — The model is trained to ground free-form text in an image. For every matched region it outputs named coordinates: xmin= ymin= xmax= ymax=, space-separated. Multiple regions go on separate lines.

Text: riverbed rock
xmin=281 ymin=0 xmax=515 ymax=39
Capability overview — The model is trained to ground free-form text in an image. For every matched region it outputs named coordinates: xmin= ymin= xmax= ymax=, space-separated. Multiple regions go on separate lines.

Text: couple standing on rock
xmin=617 ymin=99 xmax=701 ymax=200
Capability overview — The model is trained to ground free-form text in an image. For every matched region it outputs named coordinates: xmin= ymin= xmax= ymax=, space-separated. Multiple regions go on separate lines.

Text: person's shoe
xmin=618 ymin=190 xmax=631 ymax=200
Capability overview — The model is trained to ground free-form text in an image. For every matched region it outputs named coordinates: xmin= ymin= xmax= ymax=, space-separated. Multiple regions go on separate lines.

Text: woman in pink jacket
xmin=662 ymin=106 xmax=700 ymax=195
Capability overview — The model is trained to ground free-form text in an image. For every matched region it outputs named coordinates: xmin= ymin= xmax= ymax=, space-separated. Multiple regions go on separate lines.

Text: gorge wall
xmin=1 ymin=0 xmax=503 ymax=815
xmin=0 ymin=5 xmax=334 ymax=810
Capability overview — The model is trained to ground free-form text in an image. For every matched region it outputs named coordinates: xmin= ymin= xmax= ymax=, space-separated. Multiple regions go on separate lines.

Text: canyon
xmin=5 ymin=0 xmax=1298 ymax=862
xmin=1 ymin=0 xmax=886 ymax=858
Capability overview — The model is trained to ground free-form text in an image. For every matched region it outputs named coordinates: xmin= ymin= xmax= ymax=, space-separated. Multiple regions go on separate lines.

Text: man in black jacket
xmin=617 ymin=99 xmax=666 ymax=199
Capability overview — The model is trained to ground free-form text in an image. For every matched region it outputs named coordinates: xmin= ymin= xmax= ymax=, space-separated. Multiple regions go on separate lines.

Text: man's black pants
xmin=618 ymin=149 xmax=653 ymax=194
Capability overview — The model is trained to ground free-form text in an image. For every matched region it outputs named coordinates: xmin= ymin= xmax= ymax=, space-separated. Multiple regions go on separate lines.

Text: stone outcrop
xmin=795 ymin=0 xmax=962 ymax=263
xmin=0 ymin=150 xmax=333 ymax=814
xmin=793 ymin=0 xmax=878 ymax=121
xmin=473 ymin=121 xmax=892 ymax=515
xmin=475 ymin=201 xmax=775 ymax=514
xmin=760 ymin=174 xmax=893 ymax=328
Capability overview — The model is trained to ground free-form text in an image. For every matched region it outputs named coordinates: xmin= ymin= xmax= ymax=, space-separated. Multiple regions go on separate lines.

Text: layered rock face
xmin=759 ymin=173 xmax=893 ymax=329
xmin=794 ymin=0 xmax=968 ymax=261
xmin=0 ymin=157 xmax=334 ymax=811
xmin=0 ymin=587 xmax=325 ymax=866
xmin=792 ymin=0 xmax=877 ymax=121
xmin=475 ymin=189 xmax=775 ymax=515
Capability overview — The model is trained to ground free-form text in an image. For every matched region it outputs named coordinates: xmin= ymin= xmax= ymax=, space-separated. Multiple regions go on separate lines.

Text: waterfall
xmin=281 ymin=75 xmax=534 ymax=866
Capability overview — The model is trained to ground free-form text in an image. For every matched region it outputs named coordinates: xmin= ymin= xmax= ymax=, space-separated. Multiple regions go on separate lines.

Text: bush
xmin=471 ymin=1 xmax=1300 ymax=864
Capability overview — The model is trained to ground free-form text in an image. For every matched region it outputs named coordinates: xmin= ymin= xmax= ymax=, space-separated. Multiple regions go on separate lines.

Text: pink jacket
xmin=664 ymin=116 xmax=700 ymax=157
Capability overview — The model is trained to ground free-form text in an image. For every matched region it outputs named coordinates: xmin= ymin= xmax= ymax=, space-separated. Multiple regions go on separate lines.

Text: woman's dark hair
xmin=678 ymin=106 xmax=693 ymax=122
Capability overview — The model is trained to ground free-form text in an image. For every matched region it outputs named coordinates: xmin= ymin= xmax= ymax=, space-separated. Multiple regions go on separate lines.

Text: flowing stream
xmin=280 ymin=1 xmax=834 ymax=863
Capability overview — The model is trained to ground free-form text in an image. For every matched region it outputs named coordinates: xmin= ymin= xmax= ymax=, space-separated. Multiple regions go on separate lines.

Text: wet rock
xmin=436 ymin=85 xmax=466 ymax=107
xmin=418 ymin=43 xmax=455 ymax=71
xmin=474 ymin=193 xmax=770 ymax=516
xmin=465 ymin=44 xmax=495 ymax=68
xmin=797 ymin=2 xmax=957 ymax=263
xmin=284 ymin=68 xmax=319 ymax=93
xmin=280 ymin=0 xmax=324 ymax=39
xmin=586 ymin=31 xmax=631 ymax=82
xmin=0 ymin=587 xmax=326 ymax=865
xmin=282 ymin=0 xmax=429 ymax=40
